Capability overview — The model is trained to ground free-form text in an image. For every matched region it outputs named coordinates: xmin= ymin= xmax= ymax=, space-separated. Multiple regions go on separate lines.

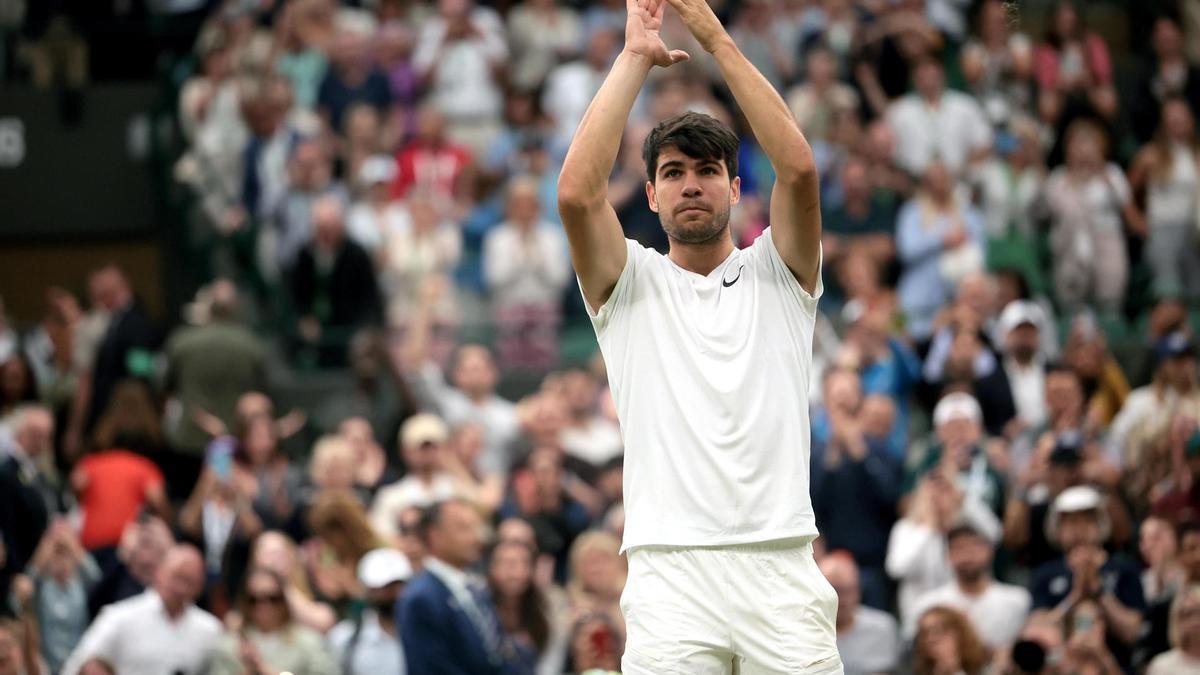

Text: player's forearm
xmin=558 ymin=51 xmax=652 ymax=205
xmin=710 ymin=41 xmax=815 ymax=182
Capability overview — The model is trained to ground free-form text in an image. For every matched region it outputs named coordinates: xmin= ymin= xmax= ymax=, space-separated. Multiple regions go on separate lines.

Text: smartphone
xmin=590 ymin=624 xmax=612 ymax=657
xmin=206 ymin=436 xmax=236 ymax=482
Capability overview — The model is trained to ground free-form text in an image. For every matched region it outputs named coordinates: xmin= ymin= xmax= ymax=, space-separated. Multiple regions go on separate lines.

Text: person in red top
xmin=70 ymin=380 xmax=170 ymax=551
xmin=391 ymin=104 xmax=473 ymax=215
xmin=1033 ymin=1 xmax=1117 ymax=125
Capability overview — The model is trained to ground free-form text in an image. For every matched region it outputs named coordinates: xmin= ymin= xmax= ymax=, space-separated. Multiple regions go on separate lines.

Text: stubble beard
xmin=661 ymin=202 xmax=731 ymax=246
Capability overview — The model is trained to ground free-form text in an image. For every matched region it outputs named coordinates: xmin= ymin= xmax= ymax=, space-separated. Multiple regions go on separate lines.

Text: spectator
xmin=346 ymin=155 xmax=410 ymax=258
xmin=557 ymin=368 xmax=622 ymax=473
xmin=786 ymin=47 xmax=859 ymax=148
xmin=997 ymin=300 xmax=1051 ymax=431
xmin=819 ymin=157 xmax=896 ymax=312
xmin=289 ymin=194 xmax=383 ymax=367
xmin=818 ymin=552 xmax=901 ymax=675
xmin=399 ymin=499 xmax=525 ymax=674
xmin=1110 ymin=332 xmax=1200 ymax=500
xmin=506 ymin=0 xmax=582 ymax=91
xmin=960 ymin=0 xmax=1035 ymax=130
xmin=370 ymin=413 xmax=461 ymax=540
xmin=1059 ymin=597 xmax=1125 ymax=675
xmin=273 ymin=0 xmax=334 ymax=111
xmin=812 ymin=368 xmax=902 ymax=610
xmin=904 ymin=392 xmax=1007 ymax=517
xmin=541 ymin=29 xmax=615 ymax=157
xmin=911 ymin=606 xmax=990 ymax=675
xmin=313 ymin=328 xmax=415 ymax=453
xmin=71 ymin=383 xmax=169 ymax=552
xmin=1128 ymin=97 xmax=1200 ymax=303
xmin=390 ymin=105 xmax=474 ymax=213
xmin=1130 ymin=14 xmax=1200 ymax=144
xmin=18 ymin=521 xmax=99 ymax=674
xmin=177 ymin=449 xmax=265 ymax=617
xmin=1141 ymin=516 xmax=1186 ymax=604
xmin=483 ymin=176 xmax=572 ymax=371
xmin=304 ymin=491 xmax=384 ymax=614
xmin=564 ymin=531 xmax=624 ymax=639
xmin=1034 ymin=0 xmax=1117 ymax=125
xmin=886 ymin=54 xmax=992 ymax=178
xmin=441 ymin=421 xmax=506 ymax=515
xmin=230 ymin=413 xmax=305 ymax=531
xmin=163 ymin=279 xmax=267 ymax=501
xmin=339 ymin=416 xmax=399 ymax=499
xmin=1043 ymin=120 xmax=1141 ymax=314
xmin=241 ymin=74 xmax=313 ymax=233
xmin=329 ymin=547 xmax=412 ymax=675
xmin=907 ymin=524 xmax=1032 ymax=649
xmin=395 ymin=506 xmax=428 ymax=575
xmin=1146 ymin=583 xmax=1200 ymax=675
xmin=1030 ymin=486 xmax=1145 ymax=670
xmin=0 ymin=354 xmax=37 ymax=421
xmin=317 ymin=17 xmax=392 ymax=135
xmin=1061 ymin=315 xmax=1130 ymax=430
xmin=0 ymin=406 xmax=55 ymax=577
xmin=339 ymin=103 xmax=389 ymax=187
xmin=974 ymin=117 xmax=1045 ymax=253
xmin=271 ymin=139 xmax=346 ymax=278
xmin=896 ymin=162 xmax=986 ymax=341
xmin=888 ymin=461 xmax=1003 ymax=630
xmin=208 ymin=567 xmax=337 ymax=675
xmin=248 ymin=531 xmax=337 ymax=634
xmin=413 ymin=0 xmax=508 ymax=153
xmin=67 ymin=265 xmax=159 ymax=454
xmin=566 ymin=612 xmax=622 ymax=675
xmin=379 ymin=195 xmax=463 ymax=331
xmin=488 ymin=539 xmax=568 ymax=674
xmin=501 ymin=449 xmax=592 ymax=583
xmin=62 ymin=545 xmax=220 ymax=675
xmin=301 ymin=434 xmax=370 ymax=512
xmin=0 ymin=619 xmax=38 ymax=675
xmin=86 ymin=517 xmax=175 ymax=617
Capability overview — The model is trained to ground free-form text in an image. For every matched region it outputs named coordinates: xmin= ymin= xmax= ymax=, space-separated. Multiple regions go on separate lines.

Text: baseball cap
xmin=1155 ymin=331 xmax=1195 ymax=365
xmin=357 ymin=548 xmax=413 ymax=589
xmin=997 ymin=300 xmax=1045 ymax=341
xmin=932 ymin=392 xmax=983 ymax=428
xmin=1045 ymin=485 xmax=1111 ymax=545
xmin=359 ymin=155 xmax=398 ymax=185
xmin=401 ymin=413 xmax=449 ymax=448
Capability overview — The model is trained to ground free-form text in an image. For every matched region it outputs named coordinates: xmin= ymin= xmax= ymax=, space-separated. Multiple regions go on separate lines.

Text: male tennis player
xmin=556 ymin=0 xmax=840 ymax=671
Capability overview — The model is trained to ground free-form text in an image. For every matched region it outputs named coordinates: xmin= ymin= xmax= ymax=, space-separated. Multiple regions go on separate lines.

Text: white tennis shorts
xmin=620 ymin=537 xmax=843 ymax=675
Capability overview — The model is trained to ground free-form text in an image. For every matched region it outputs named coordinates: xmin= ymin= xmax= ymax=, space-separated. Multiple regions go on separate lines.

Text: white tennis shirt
xmin=584 ymin=227 xmax=822 ymax=552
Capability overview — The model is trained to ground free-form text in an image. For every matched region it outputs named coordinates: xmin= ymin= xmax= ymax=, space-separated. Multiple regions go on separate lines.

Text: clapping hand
xmin=624 ymin=0 xmax=689 ymax=67
xmin=664 ymin=0 xmax=731 ymax=54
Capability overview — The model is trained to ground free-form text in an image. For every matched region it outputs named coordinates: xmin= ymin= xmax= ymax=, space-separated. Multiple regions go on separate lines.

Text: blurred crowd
xmin=4 ymin=0 xmax=1200 ymax=674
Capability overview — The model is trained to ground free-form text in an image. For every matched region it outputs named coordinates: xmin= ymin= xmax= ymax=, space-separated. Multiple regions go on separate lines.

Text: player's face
xmin=646 ymin=147 xmax=740 ymax=246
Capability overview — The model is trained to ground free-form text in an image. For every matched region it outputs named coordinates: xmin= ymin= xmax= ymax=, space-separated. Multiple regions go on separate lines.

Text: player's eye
xmin=665 ymin=170 xmax=680 ymax=178
xmin=701 ymin=167 xmax=717 ymax=175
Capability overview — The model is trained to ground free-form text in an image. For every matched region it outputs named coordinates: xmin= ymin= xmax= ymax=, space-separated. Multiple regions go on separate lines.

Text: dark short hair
xmin=946 ymin=523 xmax=988 ymax=545
xmin=642 ymin=111 xmax=739 ymax=183
xmin=1179 ymin=520 xmax=1200 ymax=543
xmin=418 ymin=498 xmax=473 ymax=545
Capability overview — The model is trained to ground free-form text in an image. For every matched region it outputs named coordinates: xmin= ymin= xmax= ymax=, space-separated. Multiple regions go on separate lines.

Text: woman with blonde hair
xmin=1147 ymin=583 xmax=1200 ymax=674
xmin=303 ymin=491 xmax=385 ymax=615
xmin=565 ymin=530 xmax=626 ymax=638
xmin=912 ymin=605 xmax=990 ymax=675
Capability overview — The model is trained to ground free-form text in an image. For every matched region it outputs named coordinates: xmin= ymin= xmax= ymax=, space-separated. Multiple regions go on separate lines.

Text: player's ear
xmin=729 ymin=175 xmax=741 ymax=207
xmin=645 ymin=180 xmax=659 ymax=213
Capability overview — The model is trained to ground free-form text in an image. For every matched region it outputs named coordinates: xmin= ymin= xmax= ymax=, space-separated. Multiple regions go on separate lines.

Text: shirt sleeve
xmin=582 ymin=238 xmax=644 ymax=332
xmin=60 ymin=606 xmax=121 ymax=675
xmin=758 ymin=226 xmax=823 ymax=310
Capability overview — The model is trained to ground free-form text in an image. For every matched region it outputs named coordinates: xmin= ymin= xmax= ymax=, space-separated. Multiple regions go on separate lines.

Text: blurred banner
xmin=0 ymin=84 xmax=160 ymax=240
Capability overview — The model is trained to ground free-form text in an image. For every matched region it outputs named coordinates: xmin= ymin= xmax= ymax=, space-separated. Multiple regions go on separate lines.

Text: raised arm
xmin=557 ymin=0 xmax=688 ymax=312
xmin=667 ymin=0 xmax=820 ymax=294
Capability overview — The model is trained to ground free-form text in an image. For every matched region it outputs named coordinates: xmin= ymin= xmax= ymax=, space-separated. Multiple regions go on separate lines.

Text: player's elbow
xmin=772 ymin=146 xmax=818 ymax=185
xmin=557 ymin=180 xmax=605 ymax=214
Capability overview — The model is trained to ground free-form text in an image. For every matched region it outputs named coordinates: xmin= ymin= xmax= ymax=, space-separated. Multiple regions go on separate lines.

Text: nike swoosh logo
xmin=722 ymin=265 xmax=744 ymax=287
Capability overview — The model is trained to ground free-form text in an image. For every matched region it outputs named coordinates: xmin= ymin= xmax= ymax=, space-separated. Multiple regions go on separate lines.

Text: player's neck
xmin=667 ymin=235 xmax=736 ymax=277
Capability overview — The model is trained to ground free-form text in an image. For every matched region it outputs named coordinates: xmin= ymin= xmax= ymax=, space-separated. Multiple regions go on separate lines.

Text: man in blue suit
xmin=398 ymin=498 xmax=529 ymax=674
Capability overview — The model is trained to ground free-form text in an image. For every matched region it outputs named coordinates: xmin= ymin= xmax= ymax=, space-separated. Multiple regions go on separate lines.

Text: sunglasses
xmin=247 ymin=593 xmax=285 ymax=607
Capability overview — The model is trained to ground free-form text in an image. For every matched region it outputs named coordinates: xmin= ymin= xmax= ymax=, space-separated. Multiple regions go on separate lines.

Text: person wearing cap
xmin=370 ymin=414 xmax=462 ymax=541
xmin=997 ymin=299 xmax=1050 ymax=430
xmin=903 ymin=392 xmax=1006 ymax=517
xmin=346 ymin=154 xmax=410 ymax=257
xmin=1004 ymin=428 xmax=1130 ymax=572
xmin=1030 ymin=485 xmax=1146 ymax=669
xmin=328 ymin=548 xmax=412 ymax=675
xmin=1109 ymin=331 xmax=1200 ymax=501
xmin=905 ymin=523 xmax=1031 ymax=649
